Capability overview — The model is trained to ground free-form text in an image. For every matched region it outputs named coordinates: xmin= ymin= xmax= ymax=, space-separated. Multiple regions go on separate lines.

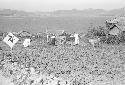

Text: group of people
xmin=1 ymin=30 xmax=80 ymax=49
xmin=47 ymin=31 xmax=80 ymax=46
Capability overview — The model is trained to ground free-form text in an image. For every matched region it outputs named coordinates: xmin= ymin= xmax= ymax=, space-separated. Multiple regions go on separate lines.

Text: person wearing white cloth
xmin=74 ymin=33 xmax=79 ymax=45
xmin=23 ymin=38 xmax=31 ymax=47
xmin=89 ymin=38 xmax=100 ymax=47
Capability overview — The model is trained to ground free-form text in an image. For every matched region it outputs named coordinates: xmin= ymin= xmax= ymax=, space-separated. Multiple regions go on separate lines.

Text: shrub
xmin=100 ymin=35 xmax=121 ymax=45
xmin=85 ymin=26 xmax=125 ymax=45
xmin=85 ymin=26 xmax=107 ymax=39
xmin=100 ymin=31 xmax=125 ymax=45
xmin=118 ymin=31 xmax=125 ymax=43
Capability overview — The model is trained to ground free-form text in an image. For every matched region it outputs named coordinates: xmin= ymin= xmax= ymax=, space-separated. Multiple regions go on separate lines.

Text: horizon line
xmin=0 ymin=6 xmax=125 ymax=12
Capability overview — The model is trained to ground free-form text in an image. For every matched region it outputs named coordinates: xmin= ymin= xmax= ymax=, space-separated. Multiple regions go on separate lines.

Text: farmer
xmin=89 ymin=38 xmax=100 ymax=47
xmin=47 ymin=34 xmax=50 ymax=43
xmin=23 ymin=38 xmax=31 ymax=47
xmin=74 ymin=33 xmax=79 ymax=45
xmin=51 ymin=34 xmax=56 ymax=46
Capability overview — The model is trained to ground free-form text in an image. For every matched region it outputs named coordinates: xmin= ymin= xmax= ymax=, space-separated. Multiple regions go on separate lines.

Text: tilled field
xmin=0 ymin=35 xmax=125 ymax=85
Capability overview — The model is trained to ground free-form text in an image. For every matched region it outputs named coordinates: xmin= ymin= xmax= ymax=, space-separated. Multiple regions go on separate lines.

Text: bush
xmin=85 ymin=26 xmax=108 ymax=39
xmin=100 ymin=34 xmax=122 ymax=45
xmin=100 ymin=31 xmax=125 ymax=45
xmin=85 ymin=26 xmax=125 ymax=45
xmin=118 ymin=31 xmax=125 ymax=43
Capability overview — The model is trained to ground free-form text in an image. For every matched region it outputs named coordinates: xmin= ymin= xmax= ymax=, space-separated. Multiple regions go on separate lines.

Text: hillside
xmin=0 ymin=7 xmax=125 ymax=17
xmin=100 ymin=7 xmax=125 ymax=16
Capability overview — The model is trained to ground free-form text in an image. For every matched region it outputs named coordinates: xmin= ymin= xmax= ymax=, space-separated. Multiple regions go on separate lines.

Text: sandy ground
xmin=0 ymin=71 xmax=14 ymax=85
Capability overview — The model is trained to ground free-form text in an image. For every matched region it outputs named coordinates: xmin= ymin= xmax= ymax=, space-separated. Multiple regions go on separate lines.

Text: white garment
xmin=23 ymin=39 xmax=31 ymax=47
xmin=51 ymin=36 xmax=55 ymax=38
xmin=89 ymin=38 xmax=100 ymax=46
xmin=47 ymin=35 xmax=49 ymax=42
xmin=74 ymin=34 xmax=79 ymax=45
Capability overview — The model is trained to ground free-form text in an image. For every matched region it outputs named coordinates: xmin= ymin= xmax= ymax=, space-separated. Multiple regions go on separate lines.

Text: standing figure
xmin=74 ymin=33 xmax=79 ymax=45
xmin=51 ymin=34 xmax=56 ymax=46
xmin=47 ymin=34 xmax=50 ymax=43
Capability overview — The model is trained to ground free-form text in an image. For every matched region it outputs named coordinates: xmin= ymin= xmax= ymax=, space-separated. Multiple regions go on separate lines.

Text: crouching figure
xmin=89 ymin=38 xmax=100 ymax=47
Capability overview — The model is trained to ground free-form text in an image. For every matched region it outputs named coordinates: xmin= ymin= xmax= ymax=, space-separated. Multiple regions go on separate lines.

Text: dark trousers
xmin=51 ymin=38 xmax=56 ymax=45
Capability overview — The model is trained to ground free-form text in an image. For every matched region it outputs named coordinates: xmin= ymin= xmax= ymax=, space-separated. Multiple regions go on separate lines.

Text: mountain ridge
xmin=0 ymin=7 xmax=125 ymax=17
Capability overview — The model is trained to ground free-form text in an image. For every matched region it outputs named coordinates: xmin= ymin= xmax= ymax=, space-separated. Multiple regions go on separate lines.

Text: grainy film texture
xmin=0 ymin=0 xmax=125 ymax=85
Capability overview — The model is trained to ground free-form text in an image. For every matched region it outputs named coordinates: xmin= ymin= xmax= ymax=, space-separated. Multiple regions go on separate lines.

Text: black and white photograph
xmin=0 ymin=0 xmax=125 ymax=85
